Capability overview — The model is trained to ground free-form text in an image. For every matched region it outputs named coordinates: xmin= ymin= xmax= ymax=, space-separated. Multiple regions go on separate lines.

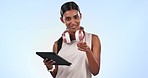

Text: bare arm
xmin=77 ymin=34 xmax=101 ymax=75
xmin=87 ymin=34 xmax=101 ymax=75
xmin=50 ymin=41 xmax=58 ymax=77
xmin=43 ymin=41 xmax=58 ymax=78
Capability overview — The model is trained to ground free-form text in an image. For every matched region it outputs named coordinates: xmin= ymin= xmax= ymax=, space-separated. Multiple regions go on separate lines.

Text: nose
xmin=70 ymin=18 xmax=77 ymax=25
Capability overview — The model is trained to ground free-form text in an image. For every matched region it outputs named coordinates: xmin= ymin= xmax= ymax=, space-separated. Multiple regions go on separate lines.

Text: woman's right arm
xmin=43 ymin=41 xmax=58 ymax=78
xmin=50 ymin=41 xmax=58 ymax=77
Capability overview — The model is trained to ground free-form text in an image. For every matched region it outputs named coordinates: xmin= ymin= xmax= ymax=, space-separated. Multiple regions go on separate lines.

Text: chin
xmin=68 ymin=26 xmax=79 ymax=32
xmin=69 ymin=29 xmax=76 ymax=32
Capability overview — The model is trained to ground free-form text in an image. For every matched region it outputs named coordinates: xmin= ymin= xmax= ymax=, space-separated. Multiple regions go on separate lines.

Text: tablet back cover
xmin=36 ymin=52 xmax=71 ymax=66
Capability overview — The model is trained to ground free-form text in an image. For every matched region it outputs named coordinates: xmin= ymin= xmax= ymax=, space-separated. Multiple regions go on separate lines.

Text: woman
xmin=44 ymin=1 xmax=101 ymax=78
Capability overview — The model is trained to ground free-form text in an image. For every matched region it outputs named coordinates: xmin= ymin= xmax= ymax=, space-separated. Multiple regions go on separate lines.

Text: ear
xmin=60 ymin=17 xmax=64 ymax=23
xmin=80 ymin=13 xmax=82 ymax=20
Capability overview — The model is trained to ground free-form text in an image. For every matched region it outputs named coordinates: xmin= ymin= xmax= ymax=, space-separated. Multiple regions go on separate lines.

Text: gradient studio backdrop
xmin=0 ymin=0 xmax=148 ymax=78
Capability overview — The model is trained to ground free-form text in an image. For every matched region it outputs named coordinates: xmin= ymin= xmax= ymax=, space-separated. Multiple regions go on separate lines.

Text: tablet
xmin=36 ymin=52 xmax=71 ymax=66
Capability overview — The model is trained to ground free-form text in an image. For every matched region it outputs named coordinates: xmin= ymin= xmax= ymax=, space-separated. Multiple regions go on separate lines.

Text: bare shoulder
xmin=91 ymin=34 xmax=101 ymax=53
xmin=53 ymin=41 xmax=58 ymax=54
xmin=92 ymin=34 xmax=101 ymax=44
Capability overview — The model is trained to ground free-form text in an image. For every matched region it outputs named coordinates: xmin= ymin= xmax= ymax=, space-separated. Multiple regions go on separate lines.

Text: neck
xmin=69 ymin=32 xmax=75 ymax=40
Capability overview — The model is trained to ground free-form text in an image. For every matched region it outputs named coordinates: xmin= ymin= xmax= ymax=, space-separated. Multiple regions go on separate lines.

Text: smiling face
xmin=61 ymin=10 xmax=82 ymax=34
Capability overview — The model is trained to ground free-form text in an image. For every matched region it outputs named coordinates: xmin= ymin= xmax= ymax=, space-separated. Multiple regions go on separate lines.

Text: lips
xmin=69 ymin=25 xmax=76 ymax=29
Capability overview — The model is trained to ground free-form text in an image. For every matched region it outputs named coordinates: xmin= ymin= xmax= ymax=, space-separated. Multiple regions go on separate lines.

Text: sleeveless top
xmin=55 ymin=32 xmax=92 ymax=78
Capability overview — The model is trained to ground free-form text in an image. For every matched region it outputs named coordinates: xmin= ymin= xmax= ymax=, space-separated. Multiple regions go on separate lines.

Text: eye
xmin=74 ymin=14 xmax=79 ymax=19
xmin=65 ymin=17 xmax=71 ymax=21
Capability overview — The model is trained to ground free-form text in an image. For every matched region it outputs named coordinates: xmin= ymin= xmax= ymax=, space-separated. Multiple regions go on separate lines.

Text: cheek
xmin=75 ymin=20 xmax=81 ymax=25
xmin=64 ymin=21 xmax=71 ymax=26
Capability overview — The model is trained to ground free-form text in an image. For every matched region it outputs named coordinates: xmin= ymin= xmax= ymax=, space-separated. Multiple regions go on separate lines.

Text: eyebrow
xmin=73 ymin=14 xmax=79 ymax=17
xmin=65 ymin=13 xmax=79 ymax=18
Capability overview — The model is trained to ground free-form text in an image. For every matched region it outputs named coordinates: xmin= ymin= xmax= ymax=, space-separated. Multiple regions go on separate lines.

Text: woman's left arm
xmin=77 ymin=34 xmax=101 ymax=75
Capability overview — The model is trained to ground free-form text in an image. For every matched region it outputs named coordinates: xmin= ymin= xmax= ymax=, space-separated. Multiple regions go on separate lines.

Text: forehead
xmin=63 ymin=10 xmax=79 ymax=17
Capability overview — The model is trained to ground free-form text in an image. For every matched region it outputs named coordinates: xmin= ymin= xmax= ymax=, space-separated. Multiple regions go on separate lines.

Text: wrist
xmin=85 ymin=46 xmax=91 ymax=53
xmin=47 ymin=65 xmax=55 ymax=72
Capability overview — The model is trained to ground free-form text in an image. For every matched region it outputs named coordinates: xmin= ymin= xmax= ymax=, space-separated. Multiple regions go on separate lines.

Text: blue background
xmin=0 ymin=0 xmax=148 ymax=78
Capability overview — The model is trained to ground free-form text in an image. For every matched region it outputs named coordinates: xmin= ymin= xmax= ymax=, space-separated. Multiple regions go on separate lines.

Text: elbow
xmin=91 ymin=67 xmax=100 ymax=76
xmin=92 ymin=70 xmax=100 ymax=76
